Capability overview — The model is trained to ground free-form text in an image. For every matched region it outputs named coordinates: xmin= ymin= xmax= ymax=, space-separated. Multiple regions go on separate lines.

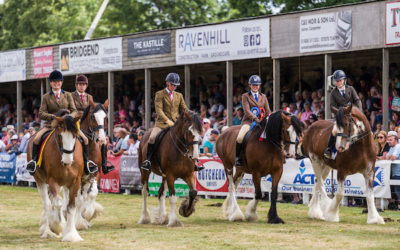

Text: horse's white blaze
xmin=94 ymin=110 xmax=107 ymax=145
xmin=356 ymin=120 xmax=365 ymax=131
xmin=287 ymin=125 xmax=296 ymax=156
xmin=60 ymin=131 xmax=75 ymax=165
xmin=189 ymin=125 xmax=201 ymax=160
xmin=138 ymin=182 xmax=151 ymax=224
xmin=364 ymin=161 xmax=385 ymax=224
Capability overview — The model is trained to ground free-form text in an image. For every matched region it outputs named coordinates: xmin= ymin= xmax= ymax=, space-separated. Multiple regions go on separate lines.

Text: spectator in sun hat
xmin=385 ymin=131 xmax=400 ymax=160
xmin=6 ymin=134 xmax=20 ymax=154
xmin=200 ymin=129 xmax=220 ymax=157
xmin=201 ymin=118 xmax=212 ymax=146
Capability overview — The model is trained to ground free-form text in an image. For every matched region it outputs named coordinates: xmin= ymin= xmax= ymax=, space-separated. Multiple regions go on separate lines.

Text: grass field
xmin=0 ymin=186 xmax=399 ymax=249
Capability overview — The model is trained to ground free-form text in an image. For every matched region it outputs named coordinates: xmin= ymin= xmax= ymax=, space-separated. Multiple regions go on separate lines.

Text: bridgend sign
xmin=0 ymin=50 xmax=26 ymax=83
xmin=300 ymin=11 xmax=352 ymax=53
xmin=175 ymin=18 xmax=270 ymax=64
xmin=59 ymin=37 xmax=122 ymax=75
xmin=386 ymin=1 xmax=400 ymax=45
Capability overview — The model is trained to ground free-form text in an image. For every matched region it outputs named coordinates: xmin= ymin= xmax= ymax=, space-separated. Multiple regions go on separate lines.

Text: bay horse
xmin=27 ymin=111 xmax=85 ymax=242
xmin=138 ymin=110 xmax=202 ymax=227
xmin=216 ymin=111 xmax=303 ymax=223
xmin=73 ymin=99 xmax=109 ymax=230
xmin=302 ymin=104 xmax=384 ymax=224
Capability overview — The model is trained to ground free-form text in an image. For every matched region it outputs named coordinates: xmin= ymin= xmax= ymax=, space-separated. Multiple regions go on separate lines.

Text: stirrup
xmin=194 ymin=165 xmax=205 ymax=171
xmin=87 ymin=160 xmax=98 ymax=174
xmin=26 ymin=160 xmax=37 ymax=176
xmin=141 ymin=160 xmax=151 ymax=171
xmin=102 ymin=163 xmax=115 ymax=175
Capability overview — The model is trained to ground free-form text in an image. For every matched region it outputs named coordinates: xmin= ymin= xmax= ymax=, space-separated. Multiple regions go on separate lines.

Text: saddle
xmin=37 ymin=130 xmax=55 ymax=168
xmin=152 ymin=127 xmax=171 ymax=172
xmin=240 ymin=129 xmax=254 ymax=165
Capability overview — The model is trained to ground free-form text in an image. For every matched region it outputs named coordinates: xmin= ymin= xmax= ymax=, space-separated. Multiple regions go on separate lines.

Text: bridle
xmin=169 ymin=124 xmax=199 ymax=158
xmin=336 ymin=114 xmax=371 ymax=147
xmin=81 ymin=104 xmax=107 ymax=142
xmin=53 ymin=126 xmax=77 ymax=156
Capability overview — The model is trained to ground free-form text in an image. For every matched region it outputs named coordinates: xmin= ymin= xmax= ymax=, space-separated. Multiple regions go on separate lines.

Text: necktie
xmin=255 ymin=93 xmax=258 ymax=102
xmin=169 ymin=92 xmax=173 ymax=102
xmin=341 ymin=90 xmax=345 ymax=98
xmin=56 ymin=93 xmax=60 ymax=103
xmin=80 ymin=94 xmax=84 ymax=102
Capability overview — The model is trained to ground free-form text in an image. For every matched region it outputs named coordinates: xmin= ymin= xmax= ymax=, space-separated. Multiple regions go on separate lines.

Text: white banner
xmin=386 ymin=2 xmax=400 ymax=45
xmin=0 ymin=50 xmax=26 ymax=83
xmin=59 ymin=37 xmax=122 ymax=75
xmin=176 ymin=18 xmax=270 ymax=64
xmin=300 ymin=11 xmax=352 ymax=53
xmin=15 ymin=153 xmax=35 ymax=182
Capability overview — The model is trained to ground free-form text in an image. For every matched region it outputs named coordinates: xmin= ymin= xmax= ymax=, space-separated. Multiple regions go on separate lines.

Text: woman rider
xmin=235 ymin=75 xmax=271 ymax=166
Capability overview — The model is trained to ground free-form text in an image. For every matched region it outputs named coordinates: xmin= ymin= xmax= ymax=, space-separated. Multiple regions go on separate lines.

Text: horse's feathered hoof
xmin=167 ymin=220 xmax=183 ymax=227
xmin=40 ymin=229 xmax=58 ymax=239
xmin=179 ymin=196 xmax=199 ymax=217
xmin=268 ymin=217 xmax=285 ymax=224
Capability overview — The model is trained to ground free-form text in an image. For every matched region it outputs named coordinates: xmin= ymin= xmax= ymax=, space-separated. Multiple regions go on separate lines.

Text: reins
xmin=169 ymin=125 xmax=198 ymax=158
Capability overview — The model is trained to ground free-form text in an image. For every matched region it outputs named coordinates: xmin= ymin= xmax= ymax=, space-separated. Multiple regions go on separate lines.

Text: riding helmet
xmin=333 ymin=70 xmax=346 ymax=82
xmin=248 ymin=75 xmax=262 ymax=85
xmin=49 ymin=70 xmax=64 ymax=82
xmin=76 ymin=74 xmax=88 ymax=85
xmin=165 ymin=73 xmax=180 ymax=86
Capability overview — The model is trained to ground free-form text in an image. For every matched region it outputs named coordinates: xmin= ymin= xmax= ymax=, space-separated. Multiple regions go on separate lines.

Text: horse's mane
xmin=80 ymin=105 xmax=91 ymax=123
xmin=336 ymin=107 xmax=346 ymax=129
xmin=64 ymin=115 xmax=79 ymax=134
xmin=351 ymin=106 xmax=371 ymax=131
xmin=188 ymin=110 xmax=202 ymax=132
xmin=265 ymin=111 xmax=283 ymax=146
xmin=289 ymin=113 xmax=303 ymax=135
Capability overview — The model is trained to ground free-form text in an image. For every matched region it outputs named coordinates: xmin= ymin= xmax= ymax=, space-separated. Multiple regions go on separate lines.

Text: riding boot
xmin=101 ymin=144 xmax=115 ymax=175
xmin=235 ymin=142 xmax=244 ymax=167
xmin=83 ymin=144 xmax=98 ymax=174
xmin=141 ymin=143 xmax=155 ymax=171
xmin=26 ymin=143 xmax=40 ymax=175
xmin=324 ymin=134 xmax=336 ymax=159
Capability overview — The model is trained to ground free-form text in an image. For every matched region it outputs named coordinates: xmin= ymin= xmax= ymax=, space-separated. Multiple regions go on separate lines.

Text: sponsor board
xmin=119 ymin=155 xmax=141 ymax=189
xmin=33 ymin=47 xmax=53 ymax=78
xmin=148 ymin=173 xmax=189 ymax=197
xmin=15 ymin=153 xmax=35 ymax=182
xmin=0 ymin=153 xmax=16 ymax=183
xmin=386 ymin=2 xmax=400 ymax=45
xmin=0 ymin=50 xmax=26 ymax=83
xmin=99 ymin=153 xmax=120 ymax=193
xmin=127 ymin=33 xmax=171 ymax=57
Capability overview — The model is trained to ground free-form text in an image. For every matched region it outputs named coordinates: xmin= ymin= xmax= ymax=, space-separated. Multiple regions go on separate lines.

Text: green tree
xmin=271 ymin=0 xmax=366 ymax=13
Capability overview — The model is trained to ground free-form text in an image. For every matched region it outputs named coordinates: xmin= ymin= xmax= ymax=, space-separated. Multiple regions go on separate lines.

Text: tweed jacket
xmin=154 ymin=89 xmax=188 ymax=129
xmin=72 ymin=91 xmax=93 ymax=112
xmin=39 ymin=90 xmax=78 ymax=126
xmin=330 ymin=85 xmax=362 ymax=112
xmin=241 ymin=92 xmax=271 ymax=126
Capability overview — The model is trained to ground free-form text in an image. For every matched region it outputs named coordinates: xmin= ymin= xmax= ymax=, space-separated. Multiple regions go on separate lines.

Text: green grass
xmin=0 ymin=185 xmax=399 ymax=249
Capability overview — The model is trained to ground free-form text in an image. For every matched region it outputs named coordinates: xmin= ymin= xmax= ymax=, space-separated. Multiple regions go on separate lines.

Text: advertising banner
xmin=148 ymin=173 xmax=189 ymax=197
xmin=99 ymin=153 xmax=120 ymax=193
xmin=127 ymin=33 xmax=171 ymax=57
xmin=15 ymin=153 xmax=35 ymax=182
xmin=0 ymin=153 xmax=16 ymax=183
xmin=0 ymin=50 xmax=26 ymax=83
xmin=176 ymin=18 xmax=270 ymax=64
xmin=386 ymin=2 xmax=400 ymax=45
xmin=300 ymin=11 xmax=352 ymax=53
xmin=196 ymin=158 xmax=228 ymax=196
xmin=59 ymin=37 xmax=122 ymax=75
xmin=119 ymin=155 xmax=141 ymax=189
xmin=33 ymin=47 xmax=53 ymax=78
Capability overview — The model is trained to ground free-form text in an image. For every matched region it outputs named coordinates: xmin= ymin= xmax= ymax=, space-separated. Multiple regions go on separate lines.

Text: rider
xmin=140 ymin=72 xmax=188 ymax=171
xmin=72 ymin=74 xmax=114 ymax=174
xmin=235 ymin=75 xmax=271 ymax=166
xmin=26 ymin=70 xmax=97 ymax=175
xmin=324 ymin=69 xmax=362 ymax=159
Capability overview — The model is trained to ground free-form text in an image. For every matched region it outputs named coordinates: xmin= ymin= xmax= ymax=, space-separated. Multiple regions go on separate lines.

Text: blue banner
xmin=0 ymin=153 xmax=16 ymax=183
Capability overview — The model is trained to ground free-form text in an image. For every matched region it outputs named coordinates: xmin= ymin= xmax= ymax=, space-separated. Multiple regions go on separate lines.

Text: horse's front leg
xmin=364 ymin=163 xmax=384 ymax=224
xmin=138 ymin=173 xmax=151 ymax=224
xmin=324 ymin=176 xmax=344 ymax=223
xmin=245 ymin=172 xmax=261 ymax=222
xmin=223 ymin=169 xmax=245 ymax=221
xmin=268 ymin=167 xmax=284 ymax=224
xmin=74 ymin=184 xmax=90 ymax=230
xmin=37 ymin=182 xmax=58 ymax=239
xmin=48 ymin=180 xmax=65 ymax=237
xmin=155 ymin=178 xmax=168 ymax=225
xmin=62 ymin=181 xmax=83 ymax=242
xmin=179 ymin=173 xmax=199 ymax=218
xmin=308 ymin=157 xmax=327 ymax=220
xmin=166 ymin=176 xmax=182 ymax=227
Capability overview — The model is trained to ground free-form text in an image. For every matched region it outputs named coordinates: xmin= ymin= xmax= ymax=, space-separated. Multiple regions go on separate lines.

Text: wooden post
xmin=382 ymin=48 xmax=389 ymax=131
xmin=184 ymin=65 xmax=190 ymax=108
xmin=226 ymin=61 xmax=233 ymax=126
xmin=145 ymin=68 xmax=151 ymax=130
xmin=324 ymin=54 xmax=332 ymax=119
xmin=273 ymin=59 xmax=280 ymax=111
xmin=17 ymin=81 xmax=22 ymax=133
xmin=108 ymin=72 xmax=114 ymax=140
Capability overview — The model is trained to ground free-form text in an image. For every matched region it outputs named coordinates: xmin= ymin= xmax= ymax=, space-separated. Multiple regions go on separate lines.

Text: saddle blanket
xmin=37 ymin=129 xmax=55 ymax=168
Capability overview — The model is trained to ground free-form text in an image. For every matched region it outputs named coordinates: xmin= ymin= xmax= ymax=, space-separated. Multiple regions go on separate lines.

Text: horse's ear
xmin=332 ymin=106 xmax=339 ymax=114
xmin=184 ymin=110 xmax=191 ymax=120
xmin=344 ymin=103 xmax=352 ymax=114
xmin=281 ymin=112 xmax=291 ymax=124
xmin=55 ymin=117 xmax=64 ymax=123
xmin=103 ymin=99 xmax=109 ymax=111
xmin=74 ymin=113 xmax=83 ymax=122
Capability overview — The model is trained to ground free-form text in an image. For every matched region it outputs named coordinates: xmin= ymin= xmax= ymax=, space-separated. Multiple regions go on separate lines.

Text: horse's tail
xmin=179 ymin=189 xmax=199 ymax=217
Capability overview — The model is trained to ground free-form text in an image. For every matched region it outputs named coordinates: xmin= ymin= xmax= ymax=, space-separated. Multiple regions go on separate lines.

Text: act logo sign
xmin=293 ymin=160 xmax=315 ymax=185
xmin=373 ymin=166 xmax=383 ymax=188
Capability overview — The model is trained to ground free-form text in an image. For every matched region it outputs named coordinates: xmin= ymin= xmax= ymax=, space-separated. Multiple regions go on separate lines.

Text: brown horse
xmin=73 ymin=99 xmax=109 ymax=230
xmin=138 ymin=110 xmax=202 ymax=227
xmin=302 ymin=104 xmax=384 ymax=224
xmin=216 ymin=111 xmax=303 ymax=223
xmin=27 ymin=112 xmax=85 ymax=242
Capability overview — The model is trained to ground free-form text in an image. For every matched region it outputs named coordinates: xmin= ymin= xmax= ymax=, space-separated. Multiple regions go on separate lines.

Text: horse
xmin=138 ymin=110 xmax=202 ymax=227
xmin=27 ymin=111 xmax=85 ymax=242
xmin=72 ymin=99 xmax=109 ymax=230
xmin=302 ymin=104 xmax=384 ymax=224
xmin=216 ymin=111 xmax=303 ymax=223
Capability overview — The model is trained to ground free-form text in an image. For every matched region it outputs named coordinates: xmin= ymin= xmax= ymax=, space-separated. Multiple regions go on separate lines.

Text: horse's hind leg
xmin=37 ymin=182 xmax=58 ymax=238
xmin=308 ymin=157 xmax=326 ymax=220
xmin=62 ymin=183 xmax=83 ymax=242
xmin=223 ymin=169 xmax=245 ymax=221
xmin=324 ymin=176 xmax=344 ymax=222
xmin=83 ymin=178 xmax=103 ymax=222
xmin=268 ymin=168 xmax=284 ymax=224
xmin=138 ymin=175 xmax=151 ymax=224
xmin=364 ymin=163 xmax=384 ymax=224
xmin=74 ymin=184 xmax=91 ymax=230
xmin=166 ymin=176 xmax=183 ymax=227
xmin=48 ymin=180 xmax=65 ymax=237
xmin=154 ymin=178 xmax=168 ymax=225
xmin=245 ymin=173 xmax=261 ymax=222
xmin=179 ymin=174 xmax=199 ymax=218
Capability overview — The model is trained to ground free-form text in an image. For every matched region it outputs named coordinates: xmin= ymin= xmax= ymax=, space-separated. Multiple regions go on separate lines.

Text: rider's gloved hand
xmin=166 ymin=120 xmax=174 ymax=127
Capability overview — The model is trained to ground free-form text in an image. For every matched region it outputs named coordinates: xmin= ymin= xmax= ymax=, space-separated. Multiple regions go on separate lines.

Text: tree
xmin=271 ymin=0 xmax=366 ymax=13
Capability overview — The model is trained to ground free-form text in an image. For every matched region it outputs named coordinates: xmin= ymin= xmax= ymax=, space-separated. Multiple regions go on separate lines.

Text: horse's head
xmin=53 ymin=112 xmax=82 ymax=166
xmin=281 ymin=112 xmax=303 ymax=156
xmin=176 ymin=110 xmax=202 ymax=160
xmin=332 ymin=104 xmax=369 ymax=153
xmin=82 ymin=99 xmax=108 ymax=145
